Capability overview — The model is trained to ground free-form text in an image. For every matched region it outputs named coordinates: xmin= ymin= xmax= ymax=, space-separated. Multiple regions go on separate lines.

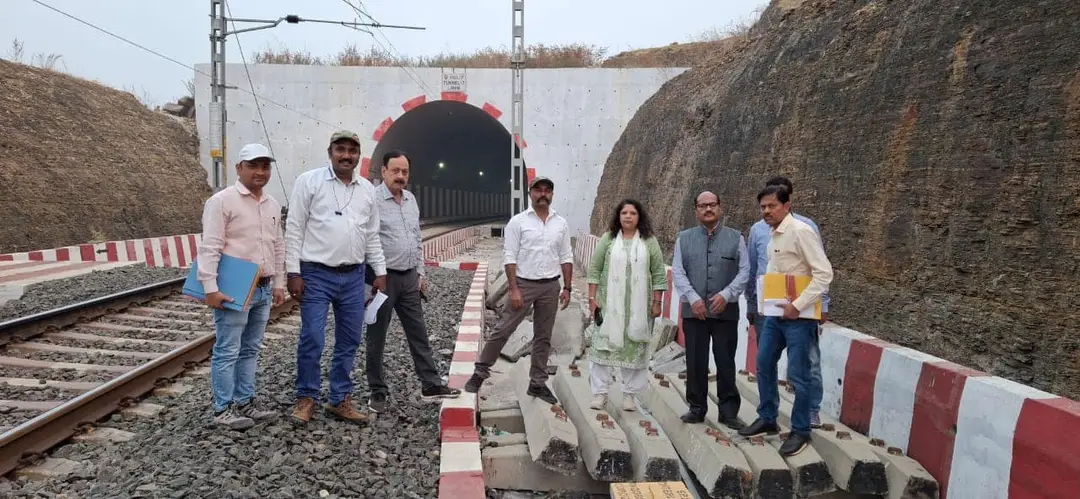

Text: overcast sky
xmin=4 ymin=0 xmax=766 ymax=108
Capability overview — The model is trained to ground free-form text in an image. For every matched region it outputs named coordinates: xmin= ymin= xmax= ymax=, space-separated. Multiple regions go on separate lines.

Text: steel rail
xmin=0 ymin=219 xmax=500 ymax=476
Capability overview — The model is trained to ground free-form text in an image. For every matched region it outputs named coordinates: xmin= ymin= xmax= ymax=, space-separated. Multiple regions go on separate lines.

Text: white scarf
xmin=600 ymin=231 xmax=651 ymax=349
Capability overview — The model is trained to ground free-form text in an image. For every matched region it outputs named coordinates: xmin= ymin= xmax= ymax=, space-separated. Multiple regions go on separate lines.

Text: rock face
xmin=591 ymin=0 xmax=1080 ymax=398
xmin=0 ymin=60 xmax=211 ymax=253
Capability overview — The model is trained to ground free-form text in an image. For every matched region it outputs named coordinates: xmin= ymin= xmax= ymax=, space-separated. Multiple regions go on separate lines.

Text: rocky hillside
xmin=0 ymin=60 xmax=210 ymax=253
xmin=592 ymin=0 xmax=1080 ymax=398
xmin=601 ymin=38 xmax=745 ymax=68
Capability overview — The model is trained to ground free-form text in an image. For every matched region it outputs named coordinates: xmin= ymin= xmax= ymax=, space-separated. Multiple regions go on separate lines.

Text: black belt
xmin=387 ymin=268 xmax=414 ymax=275
xmin=517 ymin=276 xmax=559 ymax=283
xmin=302 ymin=261 xmax=361 ymax=273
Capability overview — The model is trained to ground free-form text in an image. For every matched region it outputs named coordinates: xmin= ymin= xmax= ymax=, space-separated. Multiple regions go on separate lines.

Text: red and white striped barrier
xmin=437 ymin=262 xmax=487 ymax=498
xmin=0 ymin=225 xmax=486 ymax=271
xmin=424 ymin=227 xmax=485 ymax=261
xmin=0 ymin=234 xmax=201 ymax=268
xmin=574 ymin=233 xmax=1080 ymax=499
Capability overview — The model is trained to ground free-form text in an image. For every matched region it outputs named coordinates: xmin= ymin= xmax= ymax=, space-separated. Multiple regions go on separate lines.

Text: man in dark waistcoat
xmin=670 ymin=191 xmax=750 ymax=429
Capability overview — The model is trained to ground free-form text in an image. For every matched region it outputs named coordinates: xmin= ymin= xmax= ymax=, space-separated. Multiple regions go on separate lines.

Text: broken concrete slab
xmin=482 ymin=443 xmax=609 ymax=494
xmin=500 ymin=319 xmax=534 ymax=362
xmin=667 ymin=375 xmax=796 ymax=499
xmin=649 ymin=342 xmax=686 ymax=373
xmin=775 ymin=381 xmax=937 ymax=499
xmin=14 ymin=458 xmax=83 ymax=481
xmin=481 ymin=407 xmax=526 ymax=434
xmin=735 ymin=371 xmax=888 ymax=496
xmin=486 ymin=270 xmax=509 ymax=310
xmin=549 ymin=297 xmax=588 ymax=365
xmin=698 ymin=373 xmax=835 ymax=497
xmin=512 ymin=360 xmax=580 ymax=475
xmin=552 ymin=363 xmax=633 ymax=481
xmin=647 ymin=318 xmax=679 ymax=358
xmin=639 ymin=374 xmax=753 ymax=498
xmin=72 ymin=426 xmax=136 ymax=443
xmin=604 ymin=386 xmax=681 ymax=482
xmin=478 ymin=358 xmax=520 ymax=412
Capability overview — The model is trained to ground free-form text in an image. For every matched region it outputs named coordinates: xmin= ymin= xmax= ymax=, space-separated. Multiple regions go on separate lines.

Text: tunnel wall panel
xmin=193 ymin=66 xmax=685 ymax=233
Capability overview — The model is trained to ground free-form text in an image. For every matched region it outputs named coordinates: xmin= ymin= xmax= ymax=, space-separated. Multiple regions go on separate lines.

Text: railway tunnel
xmin=369 ymin=99 xmax=524 ymax=223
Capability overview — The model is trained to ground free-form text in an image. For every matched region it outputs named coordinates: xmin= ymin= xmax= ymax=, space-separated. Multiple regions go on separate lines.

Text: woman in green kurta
xmin=586 ymin=199 xmax=668 ymax=412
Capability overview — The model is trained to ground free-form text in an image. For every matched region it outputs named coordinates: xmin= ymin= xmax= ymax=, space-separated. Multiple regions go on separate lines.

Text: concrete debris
xmin=500 ymin=319 xmax=534 ymax=362
xmin=161 ymin=95 xmax=195 ymax=118
xmin=649 ymin=342 xmax=686 ymax=374
xmin=552 ymin=363 xmax=634 ymax=482
xmin=512 ymin=360 xmax=580 ymax=475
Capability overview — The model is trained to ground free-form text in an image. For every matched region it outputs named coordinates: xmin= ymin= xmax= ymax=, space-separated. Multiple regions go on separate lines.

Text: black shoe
xmin=526 ymin=384 xmax=558 ymax=405
xmin=779 ymin=432 xmax=810 ymax=457
xmin=718 ymin=415 xmax=745 ymax=431
xmin=368 ymin=392 xmax=388 ymax=413
xmin=464 ymin=374 xmax=484 ymax=393
xmin=679 ymin=411 xmax=705 ymax=424
xmin=422 ymin=385 xmax=462 ymax=400
xmin=737 ymin=418 xmax=780 ymax=437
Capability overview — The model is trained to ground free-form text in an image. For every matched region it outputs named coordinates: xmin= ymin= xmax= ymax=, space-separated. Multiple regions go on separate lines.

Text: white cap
xmin=238 ymin=143 xmax=275 ymax=162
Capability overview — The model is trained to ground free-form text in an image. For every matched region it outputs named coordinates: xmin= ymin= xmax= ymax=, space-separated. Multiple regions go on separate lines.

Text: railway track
xmin=0 ymin=219 xmax=500 ymax=477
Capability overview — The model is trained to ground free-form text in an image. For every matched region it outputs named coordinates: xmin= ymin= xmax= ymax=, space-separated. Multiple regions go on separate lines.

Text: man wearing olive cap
xmin=463 ymin=176 xmax=573 ymax=405
xmin=284 ymin=130 xmax=387 ymax=426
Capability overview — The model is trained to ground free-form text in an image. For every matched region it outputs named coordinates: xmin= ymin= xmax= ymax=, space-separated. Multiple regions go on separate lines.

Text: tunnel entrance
xmin=370 ymin=100 xmax=525 ymax=222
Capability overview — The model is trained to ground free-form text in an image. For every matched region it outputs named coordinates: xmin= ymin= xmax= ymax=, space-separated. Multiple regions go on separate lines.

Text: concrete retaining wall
xmin=574 ymin=233 xmax=1080 ymax=499
xmin=192 ymin=65 xmax=687 ymax=240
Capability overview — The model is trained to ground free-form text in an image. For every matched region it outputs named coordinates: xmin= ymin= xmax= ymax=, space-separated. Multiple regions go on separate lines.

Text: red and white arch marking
xmin=361 ymin=92 xmax=532 ymax=180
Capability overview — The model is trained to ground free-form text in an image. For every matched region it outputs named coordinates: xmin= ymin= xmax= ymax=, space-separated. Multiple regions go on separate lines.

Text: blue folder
xmin=182 ymin=253 xmax=261 ymax=312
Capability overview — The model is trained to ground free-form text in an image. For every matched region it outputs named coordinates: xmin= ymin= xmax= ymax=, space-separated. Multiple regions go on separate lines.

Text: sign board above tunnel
xmin=441 ymin=72 xmax=466 ymax=93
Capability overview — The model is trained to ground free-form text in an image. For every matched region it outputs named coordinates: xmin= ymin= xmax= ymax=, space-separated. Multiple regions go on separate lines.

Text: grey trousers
xmin=473 ymin=276 xmax=560 ymax=386
xmin=365 ymin=268 xmax=442 ymax=395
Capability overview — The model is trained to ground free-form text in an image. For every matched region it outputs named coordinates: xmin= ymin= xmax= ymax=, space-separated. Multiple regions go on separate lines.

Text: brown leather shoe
xmin=324 ymin=395 xmax=370 ymax=425
xmin=291 ymin=397 xmax=316 ymax=425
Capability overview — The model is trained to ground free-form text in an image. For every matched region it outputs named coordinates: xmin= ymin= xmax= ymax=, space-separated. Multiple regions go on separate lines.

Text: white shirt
xmin=284 ymin=166 xmax=386 ymax=275
xmin=503 ymin=207 xmax=573 ymax=280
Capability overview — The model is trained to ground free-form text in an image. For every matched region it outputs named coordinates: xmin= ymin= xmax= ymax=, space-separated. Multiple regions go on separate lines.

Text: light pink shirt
xmin=197 ymin=181 xmax=286 ymax=294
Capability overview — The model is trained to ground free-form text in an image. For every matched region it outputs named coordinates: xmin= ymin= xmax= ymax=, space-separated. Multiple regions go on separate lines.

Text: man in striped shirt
xmin=365 ymin=150 xmax=461 ymax=414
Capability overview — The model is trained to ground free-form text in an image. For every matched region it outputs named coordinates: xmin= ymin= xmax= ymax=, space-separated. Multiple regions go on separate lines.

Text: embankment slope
xmin=591 ymin=0 xmax=1080 ymax=398
xmin=0 ymin=59 xmax=210 ymax=253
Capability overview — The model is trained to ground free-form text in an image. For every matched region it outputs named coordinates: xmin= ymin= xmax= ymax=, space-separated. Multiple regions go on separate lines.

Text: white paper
xmin=364 ymin=290 xmax=388 ymax=325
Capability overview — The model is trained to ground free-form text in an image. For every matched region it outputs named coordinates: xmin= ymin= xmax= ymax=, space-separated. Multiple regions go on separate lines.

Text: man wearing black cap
xmin=463 ymin=176 xmax=573 ymax=405
xmin=284 ymin=130 xmax=387 ymax=426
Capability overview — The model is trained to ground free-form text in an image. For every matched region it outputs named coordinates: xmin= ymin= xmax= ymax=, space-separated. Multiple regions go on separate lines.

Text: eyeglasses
xmin=696 ymin=202 xmax=719 ymax=209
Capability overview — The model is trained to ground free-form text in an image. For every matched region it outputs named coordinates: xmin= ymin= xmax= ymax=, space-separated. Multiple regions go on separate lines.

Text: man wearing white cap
xmin=197 ymin=143 xmax=286 ymax=430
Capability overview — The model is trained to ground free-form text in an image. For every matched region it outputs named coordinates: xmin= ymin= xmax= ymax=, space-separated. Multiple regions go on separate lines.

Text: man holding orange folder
xmin=197 ymin=143 xmax=287 ymax=430
xmin=738 ymin=184 xmax=833 ymax=457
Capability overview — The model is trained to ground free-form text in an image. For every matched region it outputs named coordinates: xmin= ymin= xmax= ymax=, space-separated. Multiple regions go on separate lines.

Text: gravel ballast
xmin=0 ymin=264 xmax=188 ymax=322
xmin=1 ymin=266 xmax=473 ymax=499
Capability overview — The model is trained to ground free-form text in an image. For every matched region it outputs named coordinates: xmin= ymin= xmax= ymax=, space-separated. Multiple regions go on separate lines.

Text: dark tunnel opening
xmin=369 ymin=100 xmax=526 ymax=222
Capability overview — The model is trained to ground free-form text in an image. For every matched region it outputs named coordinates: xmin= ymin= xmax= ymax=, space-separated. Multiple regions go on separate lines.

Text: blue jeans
xmin=295 ymin=262 xmax=366 ymax=405
xmin=210 ymin=285 xmax=272 ymax=413
xmin=756 ymin=316 xmax=818 ymax=436
xmin=755 ymin=314 xmax=822 ymax=414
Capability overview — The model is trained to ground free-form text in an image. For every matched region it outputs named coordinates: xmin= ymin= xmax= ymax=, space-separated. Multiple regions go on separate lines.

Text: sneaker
xmin=291 ymin=397 xmax=317 ymax=425
xmin=422 ymin=385 xmax=462 ymax=400
xmin=368 ymin=392 xmax=389 ymax=414
xmin=737 ymin=418 xmax=780 ymax=438
xmin=214 ymin=405 xmax=255 ymax=430
xmin=236 ymin=400 xmax=279 ymax=422
xmin=464 ymin=374 xmax=485 ymax=393
xmin=810 ymin=411 xmax=822 ymax=428
xmin=325 ymin=395 xmax=371 ymax=425
xmin=622 ymin=395 xmax=637 ymax=412
xmin=779 ymin=432 xmax=810 ymax=457
xmin=589 ymin=394 xmax=607 ymax=410
xmin=526 ymin=384 xmax=558 ymax=405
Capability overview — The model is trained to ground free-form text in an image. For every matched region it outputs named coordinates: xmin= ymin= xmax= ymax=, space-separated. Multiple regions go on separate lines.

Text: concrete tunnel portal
xmin=369 ymin=100 xmax=524 ymax=221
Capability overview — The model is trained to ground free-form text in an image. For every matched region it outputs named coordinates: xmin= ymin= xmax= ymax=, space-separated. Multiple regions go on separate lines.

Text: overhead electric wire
xmin=224 ymin=0 xmax=289 ymax=204
xmin=27 ymin=0 xmax=344 ymax=131
xmin=339 ymin=0 xmax=436 ymax=99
